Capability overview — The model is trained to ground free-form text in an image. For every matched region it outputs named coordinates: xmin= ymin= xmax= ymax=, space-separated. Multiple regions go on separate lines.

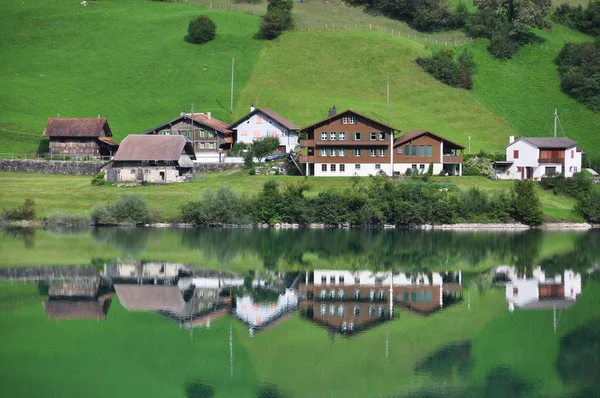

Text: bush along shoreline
xmin=3 ymin=175 xmax=598 ymax=229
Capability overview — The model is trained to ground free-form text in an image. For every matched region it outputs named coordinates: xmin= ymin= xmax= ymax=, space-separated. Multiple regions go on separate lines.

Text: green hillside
xmin=0 ymin=0 xmax=598 ymax=161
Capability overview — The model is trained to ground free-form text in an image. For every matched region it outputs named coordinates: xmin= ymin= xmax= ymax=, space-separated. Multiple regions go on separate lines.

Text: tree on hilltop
xmin=260 ymin=0 xmax=294 ymax=39
xmin=188 ymin=15 xmax=216 ymax=44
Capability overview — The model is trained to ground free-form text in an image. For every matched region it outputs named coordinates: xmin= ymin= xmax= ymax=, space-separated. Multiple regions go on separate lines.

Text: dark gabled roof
xmin=43 ymin=299 xmax=110 ymax=319
xmin=114 ymin=285 xmax=186 ymax=312
xmin=512 ymin=137 xmax=578 ymax=149
xmin=114 ymin=135 xmax=195 ymax=161
xmin=393 ymin=130 xmax=465 ymax=150
xmin=43 ymin=118 xmax=112 ymax=137
xmin=228 ymin=108 xmax=300 ymax=131
xmin=517 ymin=299 xmax=576 ymax=310
xmin=143 ymin=113 xmax=231 ymax=135
xmin=300 ymin=109 xmax=400 ymax=132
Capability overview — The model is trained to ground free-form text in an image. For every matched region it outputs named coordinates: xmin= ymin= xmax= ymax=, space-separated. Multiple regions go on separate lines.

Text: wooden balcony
xmin=315 ymin=140 xmax=389 ymax=147
xmin=442 ymin=155 xmax=463 ymax=164
xmin=300 ymin=139 xmax=315 ymax=147
xmin=538 ymin=158 xmax=563 ymax=164
xmin=299 ymin=156 xmax=314 ymax=163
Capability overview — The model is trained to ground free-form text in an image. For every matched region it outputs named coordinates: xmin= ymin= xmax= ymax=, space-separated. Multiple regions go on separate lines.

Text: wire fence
xmin=0 ymin=153 xmax=113 ymax=162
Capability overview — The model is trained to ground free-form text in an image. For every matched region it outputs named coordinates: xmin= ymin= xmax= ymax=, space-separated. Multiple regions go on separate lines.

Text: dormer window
xmin=342 ymin=116 xmax=357 ymax=124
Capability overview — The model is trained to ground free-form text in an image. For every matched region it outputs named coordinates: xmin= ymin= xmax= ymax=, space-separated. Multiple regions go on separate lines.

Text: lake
xmin=0 ymin=228 xmax=599 ymax=397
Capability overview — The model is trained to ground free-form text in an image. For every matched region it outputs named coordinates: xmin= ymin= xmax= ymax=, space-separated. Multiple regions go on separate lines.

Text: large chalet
xmin=43 ymin=117 xmax=119 ymax=158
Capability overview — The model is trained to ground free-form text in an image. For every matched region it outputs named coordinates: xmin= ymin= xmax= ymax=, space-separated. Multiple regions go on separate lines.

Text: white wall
xmin=114 ymin=167 xmax=180 ymax=183
xmin=564 ymin=148 xmax=582 ymax=177
xmin=313 ymin=270 xmax=442 ymax=287
xmin=313 ymin=163 xmax=391 ymax=177
xmin=235 ymin=112 xmax=298 ymax=152
xmin=563 ymin=270 xmax=582 ymax=299
xmin=506 ymin=280 xmax=540 ymax=306
xmin=234 ymin=289 xmax=298 ymax=327
xmin=393 ymin=163 xmax=443 ymax=175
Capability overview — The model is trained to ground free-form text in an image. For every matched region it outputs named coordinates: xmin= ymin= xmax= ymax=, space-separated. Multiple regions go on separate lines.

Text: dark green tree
xmin=260 ymin=0 xmax=294 ymax=39
xmin=251 ymin=137 xmax=280 ymax=162
xmin=511 ymin=180 xmax=543 ymax=226
xmin=187 ymin=15 xmax=216 ymax=44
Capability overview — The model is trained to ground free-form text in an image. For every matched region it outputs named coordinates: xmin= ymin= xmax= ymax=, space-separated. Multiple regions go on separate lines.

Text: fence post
xmin=209 ymin=3 xmax=211 ymax=8
xmin=370 ymin=24 xmax=372 ymax=30
xmin=391 ymin=29 xmax=393 ymax=35
xmin=445 ymin=41 xmax=447 ymax=46
xmin=325 ymin=24 xmax=327 ymax=30
xmin=332 ymin=24 xmax=334 ymax=30
xmin=355 ymin=24 xmax=357 ymax=30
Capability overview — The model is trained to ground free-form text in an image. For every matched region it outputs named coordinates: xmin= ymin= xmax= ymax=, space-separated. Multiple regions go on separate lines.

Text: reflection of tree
xmin=415 ymin=341 xmax=472 ymax=380
xmin=540 ymin=230 xmax=600 ymax=276
xmin=557 ymin=319 xmax=600 ymax=395
xmin=185 ymin=379 xmax=214 ymax=398
xmin=3 ymin=227 xmax=36 ymax=249
xmin=509 ymin=230 xmax=543 ymax=275
xmin=92 ymin=227 xmax=150 ymax=257
xmin=483 ymin=367 xmax=531 ymax=398
xmin=256 ymin=383 xmax=287 ymax=398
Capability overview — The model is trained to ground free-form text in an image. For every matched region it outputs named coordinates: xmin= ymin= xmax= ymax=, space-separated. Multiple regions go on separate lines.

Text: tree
xmin=188 ymin=15 xmax=216 ymax=44
xmin=511 ymin=180 xmax=543 ymax=226
xmin=260 ymin=0 xmax=293 ymax=39
xmin=251 ymin=136 xmax=280 ymax=162
xmin=557 ymin=41 xmax=600 ymax=112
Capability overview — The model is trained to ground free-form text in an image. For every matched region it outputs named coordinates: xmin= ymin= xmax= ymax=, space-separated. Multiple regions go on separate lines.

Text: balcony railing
xmin=442 ymin=155 xmax=463 ymax=164
xmin=538 ymin=158 xmax=563 ymax=164
xmin=299 ymin=140 xmax=315 ymax=147
xmin=299 ymin=156 xmax=314 ymax=163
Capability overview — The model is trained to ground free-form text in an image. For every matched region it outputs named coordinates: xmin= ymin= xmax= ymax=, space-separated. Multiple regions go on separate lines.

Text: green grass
xmin=0 ymin=130 xmax=48 ymax=155
xmin=0 ymin=0 xmax=262 ymax=141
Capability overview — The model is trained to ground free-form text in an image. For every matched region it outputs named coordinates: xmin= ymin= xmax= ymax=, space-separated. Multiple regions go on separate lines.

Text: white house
xmin=498 ymin=266 xmax=582 ymax=311
xmin=495 ymin=136 xmax=582 ymax=180
xmin=228 ymin=106 xmax=300 ymax=153
xmin=234 ymin=289 xmax=298 ymax=328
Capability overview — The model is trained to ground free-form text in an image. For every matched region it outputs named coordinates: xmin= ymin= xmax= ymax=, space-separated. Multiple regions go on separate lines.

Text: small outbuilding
xmin=43 ymin=117 xmax=119 ymax=158
xmin=106 ymin=135 xmax=196 ymax=183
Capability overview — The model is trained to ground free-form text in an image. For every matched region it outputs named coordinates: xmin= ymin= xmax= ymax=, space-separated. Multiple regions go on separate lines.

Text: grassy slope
xmin=0 ymin=172 xmax=583 ymax=222
xmin=0 ymin=0 xmax=262 ymax=140
xmin=234 ymin=30 xmax=514 ymax=152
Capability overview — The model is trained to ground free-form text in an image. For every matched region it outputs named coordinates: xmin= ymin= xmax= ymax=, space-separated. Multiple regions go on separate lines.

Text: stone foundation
xmin=0 ymin=159 xmax=106 ymax=175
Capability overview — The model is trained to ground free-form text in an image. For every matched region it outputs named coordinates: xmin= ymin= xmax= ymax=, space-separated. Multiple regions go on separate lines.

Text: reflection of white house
xmin=234 ymin=289 xmax=298 ymax=328
xmin=312 ymin=270 xmax=462 ymax=287
xmin=497 ymin=266 xmax=582 ymax=311
xmin=228 ymin=106 xmax=300 ymax=153
xmin=104 ymin=262 xmax=187 ymax=283
xmin=178 ymin=276 xmax=245 ymax=291
xmin=495 ymin=136 xmax=582 ymax=180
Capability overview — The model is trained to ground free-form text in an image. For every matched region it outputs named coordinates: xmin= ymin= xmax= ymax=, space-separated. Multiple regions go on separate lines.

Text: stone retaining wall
xmin=193 ymin=163 xmax=238 ymax=173
xmin=0 ymin=159 xmax=106 ymax=175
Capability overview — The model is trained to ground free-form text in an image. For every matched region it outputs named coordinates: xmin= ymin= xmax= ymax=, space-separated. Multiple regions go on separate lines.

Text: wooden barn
xmin=43 ymin=118 xmax=119 ymax=157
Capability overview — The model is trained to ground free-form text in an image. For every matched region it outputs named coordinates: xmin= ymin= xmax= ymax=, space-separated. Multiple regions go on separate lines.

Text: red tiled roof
xmin=114 ymin=135 xmax=194 ymax=161
xmin=188 ymin=113 xmax=231 ymax=134
xmin=43 ymin=118 xmax=112 ymax=137
xmin=98 ymin=137 xmax=120 ymax=146
xmin=394 ymin=130 xmax=465 ymax=150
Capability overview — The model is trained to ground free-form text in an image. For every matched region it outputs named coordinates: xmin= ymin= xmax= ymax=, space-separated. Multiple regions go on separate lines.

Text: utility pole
xmin=554 ymin=109 xmax=558 ymax=138
xmin=230 ymin=58 xmax=235 ymax=113
xmin=387 ymin=74 xmax=393 ymax=175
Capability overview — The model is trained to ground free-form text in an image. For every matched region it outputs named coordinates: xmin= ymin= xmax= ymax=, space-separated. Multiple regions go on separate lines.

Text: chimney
xmin=180 ymin=110 xmax=186 ymax=117
xmin=328 ymin=105 xmax=337 ymax=118
xmin=250 ymin=104 xmax=255 ymax=112
xmin=509 ymin=135 xmax=515 ymax=144
xmin=207 ymin=112 xmax=212 ymax=120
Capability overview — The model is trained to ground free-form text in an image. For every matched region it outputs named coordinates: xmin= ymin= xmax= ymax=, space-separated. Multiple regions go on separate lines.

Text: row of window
xmin=320 ymin=132 xmax=386 ymax=141
xmin=240 ymin=130 xmax=279 ymax=139
xmin=195 ymin=142 xmax=216 ymax=150
xmin=319 ymin=304 xmax=385 ymax=317
xmin=316 ymin=289 xmax=433 ymax=303
xmin=159 ymin=130 xmax=215 ymax=138
xmin=319 ymin=148 xmax=388 ymax=157
xmin=400 ymin=145 xmax=433 ymax=157
xmin=320 ymin=164 xmax=382 ymax=172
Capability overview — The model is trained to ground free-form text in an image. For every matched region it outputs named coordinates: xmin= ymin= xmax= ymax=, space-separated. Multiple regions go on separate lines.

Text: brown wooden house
xmin=393 ymin=130 xmax=465 ymax=176
xmin=43 ymin=118 xmax=119 ymax=157
xmin=143 ymin=112 xmax=233 ymax=159
xmin=299 ymin=108 xmax=399 ymax=176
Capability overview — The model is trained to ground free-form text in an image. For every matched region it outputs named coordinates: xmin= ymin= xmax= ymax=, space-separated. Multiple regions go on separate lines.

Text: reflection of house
xmin=106 ymin=135 xmax=196 ymax=183
xmin=234 ymin=289 xmax=298 ymax=330
xmin=495 ymin=136 xmax=582 ymax=180
xmin=48 ymin=278 xmax=100 ymax=298
xmin=300 ymin=270 xmax=463 ymax=335
xmin=104 ymin=262 xmax=187 ymax=284
xmin=228 ymin=105 xmax=300 ymax=153
xmin=497 ymin=266 xmax=582 ymax=311
xmin=114 ymin=285 xmax=186 ymax=313
xmin=43 ymin=299 xmax=111 ymax=320
xmin=43 ymin=117 xmax=119 ymax=157
xmin=393 ymin=130 xmax=464 ymax=176
xmin=143 ymin=111 xmax=233 ymax=160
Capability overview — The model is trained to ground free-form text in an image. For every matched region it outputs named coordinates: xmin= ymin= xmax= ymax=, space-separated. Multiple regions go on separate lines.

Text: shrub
xmin=91 ymin=203 xmax=117 ymax=225
xmin=91 ymin=171 xmax=106 ymax=186
xmin=488 ymin=26 xmax=522 ymax=60
xmin=3 ymin=198 xmax=36 ymax=221
xmin=540 ymin=173 xmax=593 ymax=199
xmin=557 ymin=41 xmax=600 ymax=112
xmin=416 ymin=48 xmax=476 ymax=89
xmin=576 ymin=189 xmax=600 ymax=223
xmin=512 ymin=180 xmax=544 ymax=226
xmin=463 ymin=156 xmax=495 ymax=179
xmin=260 ymin=0 xmax=294 ymax=40
xmin=91 ymin=193 xmax=150 ymax=225
xmin=46 ymin=211 xmax=91 ymax=226
xmin=553 ymin=1 xmax=600 ymax=37
xmin=188 ymin=15 xmax=216 ymax=44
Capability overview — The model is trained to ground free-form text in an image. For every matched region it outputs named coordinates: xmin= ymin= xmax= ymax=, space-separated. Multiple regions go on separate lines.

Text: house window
xmin=331 ymin=164 xmax=336 ymax=172
xmin=320 ymin=304 xmax=327 ymax=315
xmin=379 ymin=132 xmax=386 ymax=140
xmin=513 ymin=287 xmax=519 ymax=296
xmin=404 ymin=145 xmax=410 ymax=156
xmin=411 ymin=292 xmax=417 ymax=302
xmin=353 ymin=306 xmax=360 ymax=315
xmin=379 ymin=307 xmax=384 ymax=317
xmin=546 ymin=166 xmax=557 ymax=176
xmin=241 ymin=130 xmax=248 ymax=137
xmin=514 ymin=150 xmax=519 ymax=159
xmin=200 ymin=143 xmax=206 ymax=149
xmin=331 ymin=132 xmax=338 ymax=140
xmin=321 ymin=132 xmax=328 ymax=140
xmin=396 ymin=148 xmax=402 ymax=154
xmin=404 ymin=292 xmax=409 ymax=302
xmin=517 ymin=166 xmax=523 ymax=172
xmin=330 ymin=149 xmax=336 ymax=156
xmin=370 ymin=149 xmax=377 ymax=157
xmin=330 ymin=276 xmax=336 ymax=284
xmin=338 ymin=290 xmax=345 ymax=299
xmin=355 ymin=164 xmax=361 ymax=170
xmin=321 ymin=164 xmax=327 ymax=172
xmin=253 ymin=131 xmax=260 ymax=138
xmin=378 ymin=290 xmax=385 ymax=300
xmin=419 ymin=145 xmax=425 ymax=156
xmin=412 ymin=164 xmax=417 ymax=169
xmin=256 ymin=116 xmax=263 ymax=124
xmin=339 ymin=149 xmax=346 ymax=156
xmin=354 ymin=132 xmax=361 ymax=140
xmin=419 ymin=164 xmax=425 ymax=170
xmin=199 ymin=130 xmax=206 ymax=137
xmin=342 ymin=116 xmax=357 ymax=124
xmin=340 ymin=164 xmax=345 ymax=172
xmin=339 ymin=132 xmax=346 ymax=140
xmin=426 ymin=291 xmax=432 ymax=303
xmin=378 ymin=148 xmax=385 ymax=157
xmin=419 ymin=291 xmax=424 ymax=302
xmin=130 ymin=169 xmax=136 ymax=174
xmin=339 ymin=276 xmax=345 ymax=284
xmin=375 ymin=164 xmax=381 ymax=170
xmin=369 ymin=306 xmax=375 ymax=316
xmin=321 ymin=276 xmax=327 ymax=284
xmin=338 ymin=305 xmax=345 ymax=316
xmin=412 ymin=145 xmax=418 ymax=156
xmin=320 ymin=149 xmax=327 ymax=156
xmin=426 ymin=145 xmax=432 ymax=157
xmin=354 ymin=149 xmax=361 ymax=157
xmin=370 ymin=132 xmax=377 ymax=140
xmin=353 ymin=290 xmax=361 ymax=299
xmin=209 ymin=143 xmax=215 ymax=149
xmin=571 ymin=150 xmax=574 ymax=159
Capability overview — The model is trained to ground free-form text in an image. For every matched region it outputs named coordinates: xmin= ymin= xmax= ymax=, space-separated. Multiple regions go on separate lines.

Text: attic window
xmin=257 ymin=116 xmax=263 ymax=124
xmin=513 ymin=287 xmax=519 ymax=296
xmin=514 ymin=150 xmax=519 ymax=159
xmin=342 ymin=116 xmax=357 ymax=125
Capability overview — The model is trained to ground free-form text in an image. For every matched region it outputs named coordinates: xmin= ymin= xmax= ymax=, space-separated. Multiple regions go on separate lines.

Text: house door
xmin=159 ymin=171 xmax=165 ymax=182
xmin=526 ymin=167 xmax=533 ymax=180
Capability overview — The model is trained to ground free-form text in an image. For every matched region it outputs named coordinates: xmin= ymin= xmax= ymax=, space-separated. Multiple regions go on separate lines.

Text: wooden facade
xmin=43 ymin=118 xmax=119 ymax=157
xmin=393 ymin=130 xmax=465 ymax=176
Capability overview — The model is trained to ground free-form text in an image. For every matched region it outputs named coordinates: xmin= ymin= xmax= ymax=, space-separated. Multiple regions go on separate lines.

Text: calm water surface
xmin=0 ymin=228 xmax=599 ymax=398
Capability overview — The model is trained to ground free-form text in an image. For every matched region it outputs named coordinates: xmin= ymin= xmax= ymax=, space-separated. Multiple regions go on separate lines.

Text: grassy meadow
xmin=0 ymin=172 xmax=584 ymax=222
